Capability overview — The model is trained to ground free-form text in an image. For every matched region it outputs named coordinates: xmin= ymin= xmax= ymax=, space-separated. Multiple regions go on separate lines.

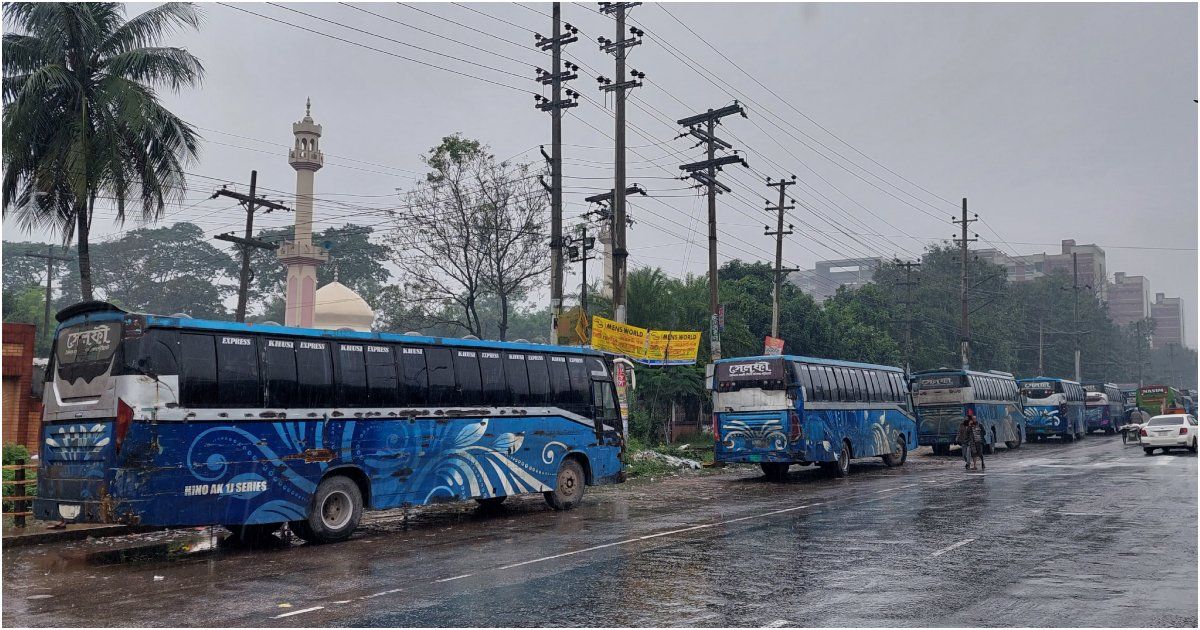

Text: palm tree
xmin=2 ymin=3 xmax=204 ymax=301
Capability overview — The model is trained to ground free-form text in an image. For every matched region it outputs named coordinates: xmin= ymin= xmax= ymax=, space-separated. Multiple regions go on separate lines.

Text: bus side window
xmin=334 ymin=343 xmax=368 ymax=407
xmin=296 ymin=341 xmax=333 ymax=407
xmin=812 ymin=365 xmax=829 ymax=401
xmin=567 ymin=357 xmax=590 ymax=415
xmin=454 ymin=350 xmax=483 ymax=404
xmin=793 ymin=362 xmax=812 ymax=401
xmin=261 ymin=338 xmax=298 ymax=408
xmin=526 ymin=354 xmax=551 ymax=404
xmin=180 ymin=333 xmax=217 ymax=407
xmin=868 ymin=371 xmax=882 ymax=402
xmin=547 ymin=356 xmax=572 ymax=411
xmin=216 ymin=335 xmax=261 ymax=407
xmin=399 ymin=346 xmax=428 ymax=405
xmin=425 ymin=348 xmax=456 ymax=405
xmin=365 ymin=345 xmax=399 ymax=407
xmin=850 ymin=369 xmax=865 ymax=402
xmin=479 ymin=351 xmax=506 ymax=406
xmin=829 ymin=367 xmax=846 ymax=402
xmin=504 ymin=353 xmax=530 ymax=404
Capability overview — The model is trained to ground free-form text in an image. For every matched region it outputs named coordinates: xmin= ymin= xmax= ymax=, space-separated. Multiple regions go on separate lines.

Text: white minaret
xmin=278 ymin=98 xmax=328 ymax=327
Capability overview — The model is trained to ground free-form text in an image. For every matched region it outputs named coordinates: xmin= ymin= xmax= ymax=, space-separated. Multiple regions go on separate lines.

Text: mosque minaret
xmin=278 ymin=98 xmax=328 ymax=328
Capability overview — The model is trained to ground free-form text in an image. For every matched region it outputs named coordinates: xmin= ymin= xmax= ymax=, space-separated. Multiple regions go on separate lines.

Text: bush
xmin=3 ymin=443 xmax=30 ymax=465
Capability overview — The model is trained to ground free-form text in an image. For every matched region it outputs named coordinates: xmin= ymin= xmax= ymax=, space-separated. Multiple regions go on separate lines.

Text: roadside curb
xmin=2 ymin=525 xmax=160 ymax=549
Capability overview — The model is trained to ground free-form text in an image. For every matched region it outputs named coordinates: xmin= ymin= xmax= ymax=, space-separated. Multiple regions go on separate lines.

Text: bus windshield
xmin=1021 ymin=381 xmax=1058 ymax=399
xmin=56 ymin=321 xmax=121 ymax=366
xmin=913 ymin=374 xmax=967 ymax=390
xmin=715 ymin=359 xmax=789 ymax=392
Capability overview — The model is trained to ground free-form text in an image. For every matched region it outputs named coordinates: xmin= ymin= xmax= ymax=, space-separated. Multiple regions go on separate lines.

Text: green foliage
xmin=2 ymin=2 xmax=205 ymax=300
xmin=2 ymin=443 xmax=30 ymax=465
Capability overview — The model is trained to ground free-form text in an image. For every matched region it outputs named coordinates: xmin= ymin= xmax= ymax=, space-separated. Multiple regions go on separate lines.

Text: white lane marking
xmin=360 ymin=588 xmax=402 ymax=599
xmin=930 ymin=537 xmax=976 ymax=557
xmin=765 ymin=619 xmax=791 ymax=627
xmin=1060 ymin=512 xmax=1102 ymax=516
xmin=272 ymin=606 xmax=324 ymax=619
xmin=435 ymin=574 xmax=474 ymax=583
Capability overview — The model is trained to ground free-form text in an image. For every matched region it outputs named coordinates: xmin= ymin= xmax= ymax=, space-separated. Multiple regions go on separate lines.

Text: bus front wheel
xmin=292 ymin=475 xmax=363 ymax=544
xmin=545 ymin=458 xmax=586 ymax=510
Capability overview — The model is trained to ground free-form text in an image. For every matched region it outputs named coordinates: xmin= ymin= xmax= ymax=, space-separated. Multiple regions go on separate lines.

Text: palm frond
xmin=101 ymin=46 xmax=203 ymax=91
xmin=98 ymin=3 xmax=201 ymax=57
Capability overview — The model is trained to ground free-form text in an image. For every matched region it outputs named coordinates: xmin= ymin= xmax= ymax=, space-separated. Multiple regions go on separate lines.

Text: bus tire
xmin=881 ymin=435 xmax=907 ymax=467
xmin=226 ymin=523 xmax=282 ymax=547
xmin=825 ymin=441 xmax=851 ymax=477
xmin=544 ymin=458 xmax=586 ymax=511
xmin=294 ymin=475 xmax=363 ymax=544
xmin=760 ymin=462 xmax=789 ymax=481
xmin=475 ymin=496 xmax=507 ymax=509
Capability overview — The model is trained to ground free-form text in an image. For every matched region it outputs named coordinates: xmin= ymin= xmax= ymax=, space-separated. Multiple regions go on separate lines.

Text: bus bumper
xmin=32 ymin=497 xmax=145 ymax=525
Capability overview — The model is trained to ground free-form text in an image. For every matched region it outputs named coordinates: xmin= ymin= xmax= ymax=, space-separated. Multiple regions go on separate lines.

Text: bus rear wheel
xmin=292 ymin=475 xmax=363 ymax=544
xmin=760 ymin=462 xmax=789 ymax=481
xmin=544 ymin=458 xmax=586 ymax=510
xmin=822 ymin=442 xmax=851 ymax=477
xmin=881 ymin=436 xmax=907 ymax=467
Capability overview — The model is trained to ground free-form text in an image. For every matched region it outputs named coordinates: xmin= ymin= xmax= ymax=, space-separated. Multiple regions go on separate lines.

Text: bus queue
xmin=31 ymin=300 xmax=1197 ymax=543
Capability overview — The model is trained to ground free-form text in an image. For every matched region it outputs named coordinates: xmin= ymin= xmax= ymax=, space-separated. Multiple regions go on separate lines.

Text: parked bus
xmin=1082 ymin=381 xmax=1124 ymax=434
xmin=34 ymin=302 xmax=624 ymax=543
xmin=910 ymin=369 xmax=1024 ymax=455
xmin=711 ymin=355 xmax=917 ymax=479
xmin=1137 ymin=385 xmax=1184 ymax=416
xmin=1019 ymin=377 xmax=1086 ymax=441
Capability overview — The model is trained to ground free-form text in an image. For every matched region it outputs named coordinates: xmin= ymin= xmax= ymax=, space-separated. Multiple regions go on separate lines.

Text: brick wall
xmin=2 ymin=322 xmax=43 ymax=451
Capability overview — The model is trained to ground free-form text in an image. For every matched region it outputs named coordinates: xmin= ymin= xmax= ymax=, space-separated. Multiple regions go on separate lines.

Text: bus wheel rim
xmin=321 ymin=490 xmax=353 ymax=530
xmin=561 ymin=467 xmax=579 ymax=497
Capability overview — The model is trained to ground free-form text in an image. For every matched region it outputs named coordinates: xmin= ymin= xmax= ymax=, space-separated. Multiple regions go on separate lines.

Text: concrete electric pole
xmin=953 ymin=198 xmax=978 ymax=370
xmin=677 ymin=102 xmax=748 ymax=360
xmin=765 ymin=176 xmax=797 ymax=339
xmin=23 ymin=246 xmax=73 ymax=347
xmin=213 ymin=170 xmax=292 ymax=323
xmin=535 ymin=2 xmax=580 ymax=343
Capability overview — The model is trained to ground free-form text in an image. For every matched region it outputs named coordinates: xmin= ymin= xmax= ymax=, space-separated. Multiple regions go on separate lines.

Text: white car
xmin=1141 ymin=414 xmax=1198 ymax=455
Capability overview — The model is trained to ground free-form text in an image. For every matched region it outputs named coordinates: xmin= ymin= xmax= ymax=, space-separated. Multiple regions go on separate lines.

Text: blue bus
xmin=1019 ymin=377 xmax=1086 ymax=442
xmin=711 ymin=355 xmax=918 ymax=479
xmin=34 ymin=302 xmax=624 ymax=543
xmin=1082 ymin=381 xmax=1124 ymax=435
xmin=910 ymin=369 xmax=1025 ymax=455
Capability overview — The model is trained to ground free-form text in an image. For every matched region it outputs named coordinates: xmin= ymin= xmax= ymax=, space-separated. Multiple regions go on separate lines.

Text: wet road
xmin=4 ymin=436 xmax=1196 ymax=627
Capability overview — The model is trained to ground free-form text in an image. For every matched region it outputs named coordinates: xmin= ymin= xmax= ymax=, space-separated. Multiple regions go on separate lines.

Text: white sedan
xmin=1141 ymin=414 xmax=1198 ymax=455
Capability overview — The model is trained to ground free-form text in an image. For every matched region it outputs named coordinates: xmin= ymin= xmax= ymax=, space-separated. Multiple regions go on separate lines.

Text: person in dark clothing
xmin=956 ymin=410 xmax=986 ymax=471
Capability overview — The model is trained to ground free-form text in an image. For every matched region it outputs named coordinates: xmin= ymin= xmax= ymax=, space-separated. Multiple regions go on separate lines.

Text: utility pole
xmin=1038 ymin=317 xmax=1045 ymax=374
xmin=952 ymin=198 xmax=978 ymax=370
xmin=1072 ymin=251 xmax=1082 ymax=382
xmin=566 ymin=227 xmax=596 ymax=314
xmin=677 ymin=102 xmax=749 ymax=360
xmin=894 ymin=259 xmax=921 ymax=372
xmin=765 ymin=176 xmax=797 ymax=338
xmin=597 ymin=1 xmax=644 ymax=324
xmin=584 ymin=185 xmax=646 ymax=299
xmin=535 ymin=3 xmax=580 ymax=343
xmin=1135 ymin=319 xmax=1147 ymax=386
xmin=212 ymin=170 xmax=292 ymax=322
xmin=24 ymin=246 xmax=73 ymax=349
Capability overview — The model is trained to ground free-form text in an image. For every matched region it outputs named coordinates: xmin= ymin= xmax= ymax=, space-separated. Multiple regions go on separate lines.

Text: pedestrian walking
xmin=956 ymin=410 xmax=986 ymax=471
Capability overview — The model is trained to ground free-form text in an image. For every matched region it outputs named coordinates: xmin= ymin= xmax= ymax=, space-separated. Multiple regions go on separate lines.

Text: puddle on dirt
xmin=29 ymin=527 xmax=257 ymax=569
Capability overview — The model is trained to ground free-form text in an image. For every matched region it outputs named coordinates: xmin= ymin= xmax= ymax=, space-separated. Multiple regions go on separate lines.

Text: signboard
xmin=556 ymin=306 xmax=590 ymax=346
xmin=590 ymin=316 xmax=700 ymax=365
xmin=763 ymin=336 xmax=784 ymax=356
xmin=716 ymin=359 xmax=784 ymax=382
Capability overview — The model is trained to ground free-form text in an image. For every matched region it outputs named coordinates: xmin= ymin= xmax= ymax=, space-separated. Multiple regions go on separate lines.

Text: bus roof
xmin=911 ymin=368 xmax=1017 ymax=380
xmin=714 ymin=354 xmax=904 ymax=373
xmin=1016 ymin=376 xmax=1081 ymax=385
xmin=55 ymin=301 xmax=604 ymax=357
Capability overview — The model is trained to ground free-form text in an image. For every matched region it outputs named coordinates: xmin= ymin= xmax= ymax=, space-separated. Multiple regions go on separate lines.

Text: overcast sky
xmin=4 ymin=2 xmax=1196 ymax=345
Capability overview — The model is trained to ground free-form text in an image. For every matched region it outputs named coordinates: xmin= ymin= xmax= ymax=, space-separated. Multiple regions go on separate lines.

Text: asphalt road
xmin=4 ymin=435 xmax=1196 ymax=627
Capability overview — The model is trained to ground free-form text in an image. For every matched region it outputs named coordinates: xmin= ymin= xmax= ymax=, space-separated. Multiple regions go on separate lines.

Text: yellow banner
xmin=590 ymin=316 xmax=700 ymax=365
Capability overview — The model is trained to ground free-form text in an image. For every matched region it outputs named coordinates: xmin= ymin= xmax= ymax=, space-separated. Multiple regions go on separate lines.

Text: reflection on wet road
xmin=3 ymin=436 xmax=1196 ymax=627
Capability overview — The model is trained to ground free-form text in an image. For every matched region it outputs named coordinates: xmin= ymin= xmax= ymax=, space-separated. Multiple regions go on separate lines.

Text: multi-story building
xmin=1150 ymin=293 xmax=1186 ymax=349
xmin=1107 ymin=272 xmax=1151 ymax=327
xmin=975 ymin=240 xmax=1106 ymax=299
xmin=788 ymin=257 xmax=884 ymax=301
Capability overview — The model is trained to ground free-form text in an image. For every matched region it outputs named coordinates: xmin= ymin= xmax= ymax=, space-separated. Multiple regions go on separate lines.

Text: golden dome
xmin=312 ymin=281 xmax=374 ymax=332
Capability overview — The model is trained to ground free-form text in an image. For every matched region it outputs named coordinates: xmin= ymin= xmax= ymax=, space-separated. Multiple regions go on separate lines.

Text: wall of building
xmin=2 ymin=323 xmax=43 ymax=451
xmin=1150 ymin=293 xmax=1186 ymax=349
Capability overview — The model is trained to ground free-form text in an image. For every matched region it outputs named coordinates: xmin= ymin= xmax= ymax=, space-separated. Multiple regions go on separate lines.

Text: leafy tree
xmin=58 ymin=222 xmax=236 ymax=318
xmin=246 ymin=223 xmax=391 ymax=318
xmin=2 ymin=2 xmax=204 ymax=300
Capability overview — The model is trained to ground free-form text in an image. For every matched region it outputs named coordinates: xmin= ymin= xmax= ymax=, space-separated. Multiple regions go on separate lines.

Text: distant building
xmin=1107 ymin=272 xmax=1151 ymax=327
xmin=975 ymin=239 xmax=1106 ymax=299
xmin=1150 ymin=293 xmax=1186 ymax=349
xmin=788 ymin=257 xmax=884 ymax=301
